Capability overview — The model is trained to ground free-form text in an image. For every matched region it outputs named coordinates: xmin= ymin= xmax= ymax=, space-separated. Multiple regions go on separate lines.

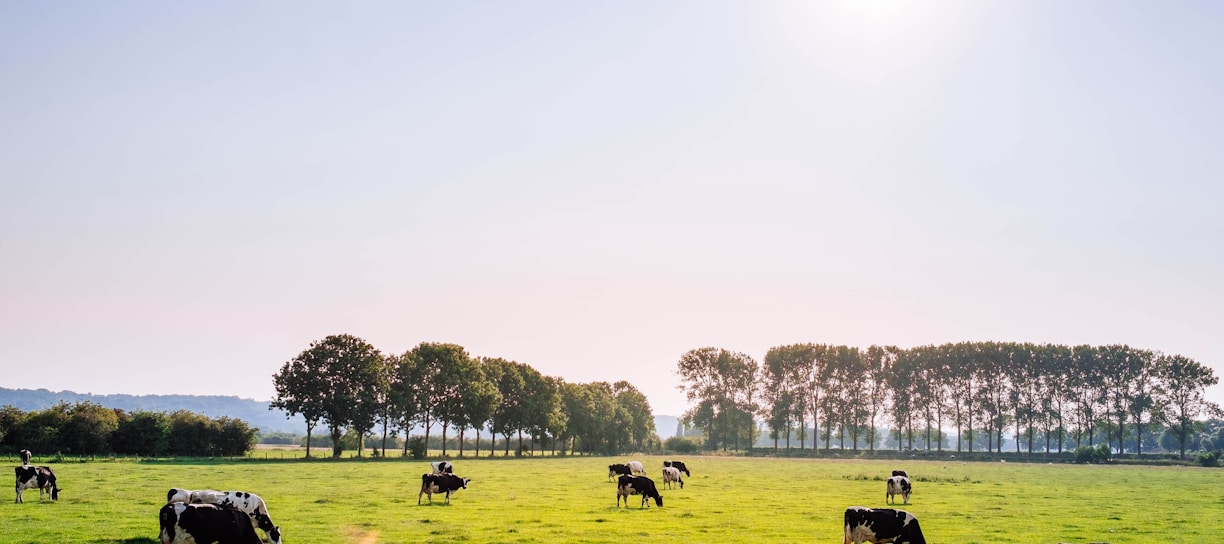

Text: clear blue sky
xmin=2 ymin=1 xmax=1221 ymax=417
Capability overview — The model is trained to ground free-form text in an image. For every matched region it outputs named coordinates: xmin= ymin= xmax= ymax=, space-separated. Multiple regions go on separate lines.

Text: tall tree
xmin=456 ymin=363 xmax=500 ymax=458
xmin=519 ymin=365 xmax=558 ymax=454
xmin=1156 ymin=354 xmax=1221 ymax=459
xmin=613 ymin=381 xmax=656 ymax=452
xmin=272 ymin=334 xmax=384 ymax=458
xmin=271 ymin=345 xmax=328 ymax=458
xmin=484 ymin=358 xmax=525 ymax=456
xmin=388 ymin=352 xmax=424 ymax=457
xmin=418 ymin=343 xmax=480 ymax=456
xmin=676 ymin=347 xmax=758 ymax=451
xmin=407 ymin=342 xmax=471 ymax=453
xmin=862 ymin=345 xmax=898 ymax=452
xmin=762 ymin=344 xmax=807 ymax=449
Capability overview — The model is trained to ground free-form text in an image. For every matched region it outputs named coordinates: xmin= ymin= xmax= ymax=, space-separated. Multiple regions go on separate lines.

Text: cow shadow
xmin=92 ymin=538 xmax=158 ymax=544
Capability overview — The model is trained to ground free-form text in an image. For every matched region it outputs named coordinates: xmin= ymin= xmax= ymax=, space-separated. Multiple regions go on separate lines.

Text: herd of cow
xmin=605 ymin=461 xmax=926 ymax=544
xmin=14 ymin=449 xmax=926 ymax=543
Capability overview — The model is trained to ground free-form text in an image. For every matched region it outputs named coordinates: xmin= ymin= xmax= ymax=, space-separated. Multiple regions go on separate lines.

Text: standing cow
xmin=431 ymin=461 xmax=454 ymax=474
xmin=419 ymin=473 xmax=470 ymax=504
xmin=616 ymin=475 xmax=663 ymax=508
xmin=608 ymin=463 xmax=632 ymax=481
xmin=886 ymin=475 xmax=912 ymax=505
xmin=14 ymin=466 xmax=59 ymax=503
xmin=663 ymin=460 xmax=691 ymax=477
xmin=166 ymin=488 xmax=282 ymax=544
xmin=844 ymin=506 xmax=926 ymax=544
xmin=891 ymin=470 xmax=908 ymax=478
xmin=627 ymin=461 xmax=646 ymax=475
xmin=661 ymin=466 xmax=684 ymax=489
xmin=159 ymin=502 xmax=262 ymax=544
xmin=19 ymin=449 xmax=31 ymax=466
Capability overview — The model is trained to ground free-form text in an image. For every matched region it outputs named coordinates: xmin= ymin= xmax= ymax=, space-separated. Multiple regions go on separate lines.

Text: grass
xmin=4 ymin=455 xmax=1222 ymax=543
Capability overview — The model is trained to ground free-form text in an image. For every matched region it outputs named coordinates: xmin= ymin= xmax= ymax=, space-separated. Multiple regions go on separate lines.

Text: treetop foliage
xmin=271 ymin=335 xmax=657 ymax=457
xmin=678 ymin=341 xmax=1220 ymax=459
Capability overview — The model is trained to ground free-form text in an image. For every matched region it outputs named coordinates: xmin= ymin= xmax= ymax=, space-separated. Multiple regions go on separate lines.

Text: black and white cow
xmin=431 ymin=460 xmax=454 ymax=474
xmin=159 ymin=502 xmax=262 ymax=544
xmin=663 ymin=460 xmax=690 ymax=477
xmin=844 ymin=506 xmax=926 ymax=544
xmin=661 ymin=466 xmax=684 ymax=489
xmin=616 ymin=475 xmax=663 ymax=508
xmin=608 ymin=463 xmax=632 ymax=481
xmin=14 ymin=465 xmax=59 ymax=503
xmin=886 ymin=475 xmax=912 ymax=505
xmin=419 ymin=473 xmax=470 ymax=504
xmin=166 ymin=488 xmax=282 ymax=544
xmin=19 ymin=449 xmax=31 ymax=466
xmin=891 ymin=470 xmax=909 ymax=478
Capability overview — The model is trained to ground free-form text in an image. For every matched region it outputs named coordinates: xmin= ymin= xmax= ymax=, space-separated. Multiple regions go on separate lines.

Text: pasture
xmin=4 ymin=455 xmax=1221 ymax=543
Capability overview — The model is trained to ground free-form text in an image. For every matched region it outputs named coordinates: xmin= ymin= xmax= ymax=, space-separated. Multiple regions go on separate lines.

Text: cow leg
xmin=14 ymin=487 xmax=21 ymax=504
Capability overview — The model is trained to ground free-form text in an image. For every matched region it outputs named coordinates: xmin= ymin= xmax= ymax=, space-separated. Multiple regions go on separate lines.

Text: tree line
xmin=677 ymin=342 xmax=1221 ymax=460
xmin=0 ymin=401 xmax=258 ymax=457
xmin=270 ymin=334 xmax=656 ymax=458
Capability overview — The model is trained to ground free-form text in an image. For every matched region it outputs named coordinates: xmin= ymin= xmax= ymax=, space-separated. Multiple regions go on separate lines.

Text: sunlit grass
xmin=3 ymin=455 xmax=1220 ymax=543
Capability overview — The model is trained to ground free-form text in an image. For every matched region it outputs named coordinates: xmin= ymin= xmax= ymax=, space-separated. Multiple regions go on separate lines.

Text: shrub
xmin=407 ymin=436 xmax=427 ymax=460
xmin=1074 ymin=444 xmax=1112 ymax=464
xmin=1194 ymin=451 xmax=1219 ymax=467
xmin=665 ymin=436 xmax=699 ymax=454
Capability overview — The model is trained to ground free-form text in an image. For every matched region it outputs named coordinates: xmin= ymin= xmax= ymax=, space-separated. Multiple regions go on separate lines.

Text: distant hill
xmin=0 ymin=388 xmax=306 ymax=434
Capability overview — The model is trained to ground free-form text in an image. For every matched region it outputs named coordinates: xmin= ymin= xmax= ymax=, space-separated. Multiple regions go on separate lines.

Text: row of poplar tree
xmin=271 ymin=334 xmax=656 ymax=458
xmin=0 ymin=402 xmax=258 ymax=457
xmin=675 ymin=342 xmax=1220 ymax=459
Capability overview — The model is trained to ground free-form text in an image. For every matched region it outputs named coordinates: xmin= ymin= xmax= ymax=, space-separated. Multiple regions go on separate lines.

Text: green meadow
xmin=4 ymin=455 xmax=1222 ymax=543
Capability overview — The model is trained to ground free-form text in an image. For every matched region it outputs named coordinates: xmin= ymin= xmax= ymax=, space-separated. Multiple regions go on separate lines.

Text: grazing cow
xmin=891 ymin=470 xmax=909 ymax=478
xmin=664 ymin=460 xmax=691 ymax=477
xmin=159 ymin=502 xmax=262 ymax=544
xmin=886 ymin=475 xmax=912 ymax=505
xmin=844 ymin=506 xmax=926 ymax=544
xmin=14 ymin=466 xmax=59 ymax=503
xmin=627 ymin=460 xmax=646 ymax=475
xmin=19 ymin=449 xmax=31 ymax=466
xmin=419 ymin=473 xmax=470 ymax=504
xmin=166 ymin=488 xmax=282 ymax=544
xmin=616 ymin=475 xmax=663 ymax=508
xmin=431 ymin=460 xmax=454 ymax=474
xmin=661 ymin=466 xmax=684 ymax=489
xmin=608 ymin=463 xmax=632 ymax=481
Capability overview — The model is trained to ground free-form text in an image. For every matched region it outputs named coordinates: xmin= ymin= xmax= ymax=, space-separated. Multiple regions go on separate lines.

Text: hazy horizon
xmin=3 ymin=1 xmax=1222 ymax=417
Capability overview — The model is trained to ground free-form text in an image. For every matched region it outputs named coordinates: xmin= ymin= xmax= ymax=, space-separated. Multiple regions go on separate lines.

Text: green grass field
xmin=5 ymin=455 xmax=1222 ymax=543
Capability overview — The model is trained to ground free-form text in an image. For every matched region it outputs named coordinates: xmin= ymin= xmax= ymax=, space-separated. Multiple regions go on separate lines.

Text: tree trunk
xmin=305 ymin=421 xmax=315 ymax=459
xmin=381 ymin=420 xmax=389 ymax=457
xmin=423 ymin=413 xmax=433 ymax=455
xmin=330 ymin=425 xmax=343 ymax=458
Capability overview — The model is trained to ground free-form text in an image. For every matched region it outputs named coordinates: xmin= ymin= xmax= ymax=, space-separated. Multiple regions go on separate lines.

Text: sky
xmin=2 ymin=1 xmax=1222 ymax=418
